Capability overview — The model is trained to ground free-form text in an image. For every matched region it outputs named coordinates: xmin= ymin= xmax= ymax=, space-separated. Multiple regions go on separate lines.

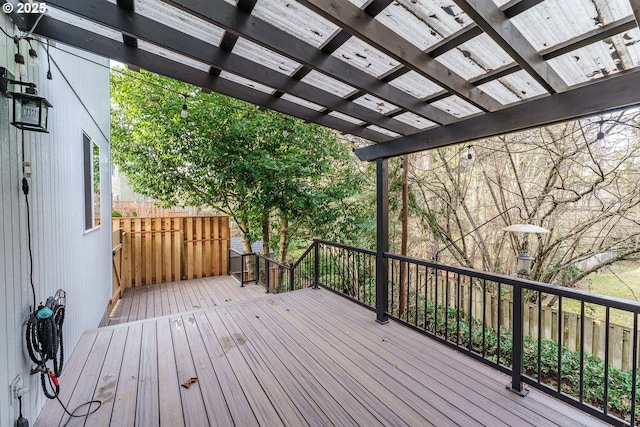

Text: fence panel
xmin=113 ymin=216 xmax=229 ymax=287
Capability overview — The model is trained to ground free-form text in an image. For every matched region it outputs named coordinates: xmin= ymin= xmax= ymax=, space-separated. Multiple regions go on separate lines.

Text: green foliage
xmin=401 ymin=292 xmax=640 ymax=422
xmin=110 ymin=67 xmax=371 ymax=257
xmin=112 ymin=210 xmax=123 ymax=218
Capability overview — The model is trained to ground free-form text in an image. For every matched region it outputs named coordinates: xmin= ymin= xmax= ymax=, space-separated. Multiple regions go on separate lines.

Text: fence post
xmin=289 ymin=263 xmax=295 ymax=292
xmin=507 ymin=284 xmax=528 ymax=396
xmin=313 ymin=240 xmax=319 ymax=290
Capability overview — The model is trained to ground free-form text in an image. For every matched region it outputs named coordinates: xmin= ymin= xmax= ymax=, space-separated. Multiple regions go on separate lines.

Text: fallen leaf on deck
xmin=181 ymin=377 xmax=198 ymax=389
xmin=255 ymin=315 xmax=260 ymax=318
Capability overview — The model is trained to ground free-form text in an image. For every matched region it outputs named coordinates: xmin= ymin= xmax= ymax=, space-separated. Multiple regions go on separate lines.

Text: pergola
xmin=8 ymin=3 xmax=640 ymax=423
xmin=9 ymin=0 xmax=640 ymax=323
xmin=8 ymin=0 xmax=640 ymax=161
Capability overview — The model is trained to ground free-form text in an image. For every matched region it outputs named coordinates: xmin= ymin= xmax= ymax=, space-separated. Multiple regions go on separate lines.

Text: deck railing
xmin=384 ymin=253 xmax=640 ymax=426
xmin=230 ymin=239 xmax=640 ymax=425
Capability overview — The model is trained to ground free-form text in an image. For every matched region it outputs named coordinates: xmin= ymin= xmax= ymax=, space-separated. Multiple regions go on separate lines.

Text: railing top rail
xmin=291 ymin=243 xmax=316 ymax=268
xmin=314 ymin=239 xmax=376 ymax=256
xmin=256 ymin=253 xmax=292 ymax=270
xmin=229 ymin=247 xmax=244 ymax=256
xmin=386 ymin=251 xmax=640 ymax=313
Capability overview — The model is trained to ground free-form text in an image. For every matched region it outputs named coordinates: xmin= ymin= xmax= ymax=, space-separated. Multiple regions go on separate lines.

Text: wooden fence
xmin=111 ymin=228 xmax=123 ymax=312
xmin=112 ymin=216 xmax=230 ymax=288
xmin=412 ymin=273 xmax=639 ymax=371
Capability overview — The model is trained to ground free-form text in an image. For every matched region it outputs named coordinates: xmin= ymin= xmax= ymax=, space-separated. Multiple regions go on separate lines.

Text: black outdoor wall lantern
xmin=1 ymin=66 xmax=52 ymax=133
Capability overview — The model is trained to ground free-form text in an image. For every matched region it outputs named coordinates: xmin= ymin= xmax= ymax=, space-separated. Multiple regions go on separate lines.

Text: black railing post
xmin=265 ymin=258 xmax=271 ymax=293
xmin=313 ymin=240 xmax=319 ymax=290
xmin=240 ymin=254 xmax=245 ymax=287
xmin=375 ymin=158 xmax=389 ymax=324
xmin=507 ymin=284 xmax=528 ymax=396
xmin=289 ymin=263 xmax=295 ymax=292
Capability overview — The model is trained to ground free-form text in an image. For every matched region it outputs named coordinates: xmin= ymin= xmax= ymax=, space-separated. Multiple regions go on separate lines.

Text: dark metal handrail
xmin=228 ymin=238 xmax=640 ymax=424
xmin=383 ymin=251 xmax=640 ymax=426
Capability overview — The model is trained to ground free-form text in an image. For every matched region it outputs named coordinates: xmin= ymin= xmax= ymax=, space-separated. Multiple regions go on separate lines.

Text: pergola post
xmin=375 ymin=157 xmax=389 ymax=324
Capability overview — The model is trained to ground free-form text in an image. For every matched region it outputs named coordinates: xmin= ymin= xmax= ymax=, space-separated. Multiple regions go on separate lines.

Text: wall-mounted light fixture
xmin=1 ymin=67 xmax=53 ymax=133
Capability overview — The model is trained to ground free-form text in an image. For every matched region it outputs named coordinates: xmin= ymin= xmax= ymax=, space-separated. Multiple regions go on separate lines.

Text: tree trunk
xmin=240 ymin=218 xmax=255 ymax=280
xmin=278 ymin=213 xmax=290 ymax=264
xmin=262 ymin=213 xmax=270 ymax=257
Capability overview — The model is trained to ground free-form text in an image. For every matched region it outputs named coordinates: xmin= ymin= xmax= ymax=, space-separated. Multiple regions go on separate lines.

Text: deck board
xmin=39 ymin=286 xmax=610 ymax=427
xmin=108 ymin=276 xmax=267 ymax=325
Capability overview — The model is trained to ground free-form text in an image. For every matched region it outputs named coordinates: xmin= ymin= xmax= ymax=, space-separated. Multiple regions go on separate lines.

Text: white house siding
xmin=0 ymin=15 xmax=111 ymax=426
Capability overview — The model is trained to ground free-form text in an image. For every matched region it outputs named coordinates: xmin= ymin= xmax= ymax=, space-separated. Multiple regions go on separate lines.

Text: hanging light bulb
xmin=596 ymin=120 xmax=605 ymax=147
xmin=181 ymin=95 xmax=188 ymax=118
xmin=15 ymin=52 xmax=26 ymax=76
xmin=28 ymin=47 xmax=39 ymax=66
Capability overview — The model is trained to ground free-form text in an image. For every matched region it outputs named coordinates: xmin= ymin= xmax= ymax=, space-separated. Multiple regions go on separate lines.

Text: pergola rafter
xmin=7 ymin=0 xmax=640 ymax=159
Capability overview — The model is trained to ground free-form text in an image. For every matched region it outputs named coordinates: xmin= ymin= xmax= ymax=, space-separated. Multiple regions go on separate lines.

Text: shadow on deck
xmin=38 ymin=283 xmax=607 ymax=426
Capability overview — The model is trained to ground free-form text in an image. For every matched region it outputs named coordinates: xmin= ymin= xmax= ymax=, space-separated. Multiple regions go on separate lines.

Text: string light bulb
xmin=181 ymin=94 xmax=188 ymax=118
xmin=596 ymin=120 xmax=605 ymax=147
xmin=28 ymin=47 xmax=39 ymax=66
xmin=15 ymin=51 xmax=26 ymax=76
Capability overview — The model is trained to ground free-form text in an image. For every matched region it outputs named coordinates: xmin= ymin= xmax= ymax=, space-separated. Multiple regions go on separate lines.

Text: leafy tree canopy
xmin=111 ymin=67 xmax=370 ymax=260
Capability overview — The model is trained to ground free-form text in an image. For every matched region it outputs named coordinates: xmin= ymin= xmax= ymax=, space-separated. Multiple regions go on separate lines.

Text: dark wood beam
xmin=425 ymin=25 xmax=483 ymax=58
xmin=236 ymin=0 xmax=258 ymax=14
xmin=364 ymin=0 xmax=394 ymax=17
xmin=501 ymin=0 xmax=544 ymax=18
xmin=630 ymin=0 xmax=640 ymax=29
xmin=43 ymin=0 xmax=418 ymax=135
xmin=464 ymin=15 xmax=636 ymax=89
xmin=116 ymin=0 xmax=137 ymax=47
xmin=540 ymin=16 xmax=637 ymax=60
xmin=320 ymin=30 xmax=352 ymax=54
xmin=453 ymin=0 xmax=567 ymax=94
xmin=469 ymin=64 xmax=521 ymax=86
xmin=34 ymin=16 xmax=390 ymax=143
xmin=295 ymin=0 xmax=501 ymax=112
xmin=164 ymin=0 xmax=458 ymax=125
xmin=320 ymin=0 xmax=392 ymax=54
xmin=355 ymin=69 xmax=640 ymax=160
xmin=424 ymin=0 xmax=543 ymax=59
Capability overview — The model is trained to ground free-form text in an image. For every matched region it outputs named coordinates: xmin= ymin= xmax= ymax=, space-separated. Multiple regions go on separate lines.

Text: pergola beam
xmin=43 ymin=0 xmax=418 ymax=136
xmin=452 ymin=0 xmax=567 ymax=94
xmin=540 ymin=15 xmax=638 ymax=60
xmin=34 ymin=16 xmax=391 ymax=143
xmin=164 ymin=0 xmax=457 ymax=125
xmin=295 ymin=0 xmax=501 ymax=112
xmin=631 ymin=0 xmax=640 ymax=29
xmin=355 ymin=69 xmax=640 ymax=160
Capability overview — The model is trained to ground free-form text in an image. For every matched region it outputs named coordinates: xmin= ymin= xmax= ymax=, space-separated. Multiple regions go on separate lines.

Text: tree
xmin=110 ymin=67 xmax=366 ymax=261
xmin=408 ymin=111 xmax=640 ymax=288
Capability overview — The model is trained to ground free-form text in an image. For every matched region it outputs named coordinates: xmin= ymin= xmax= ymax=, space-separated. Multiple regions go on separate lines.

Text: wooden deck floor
xmin=108 ymin=275 xmax=267 ymax=325
xmin=39 ymin=287 xmax=607 ymax=427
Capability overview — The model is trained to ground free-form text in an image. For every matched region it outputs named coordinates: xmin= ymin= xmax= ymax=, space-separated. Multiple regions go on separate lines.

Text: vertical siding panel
xmin=1 ymin=16 xmax=112 ymax=425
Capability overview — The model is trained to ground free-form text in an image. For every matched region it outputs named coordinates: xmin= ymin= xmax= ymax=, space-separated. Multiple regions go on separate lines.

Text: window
xmin=83 ymin=132 xmax=101 ymax=231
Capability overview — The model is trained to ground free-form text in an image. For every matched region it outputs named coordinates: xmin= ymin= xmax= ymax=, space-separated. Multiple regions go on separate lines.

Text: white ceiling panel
xmin=332 ymin=36 xmax=401 ymax=78
xmin=300 ymin=70 xmax=358 ymax=98
xmin=232 ymin=38 xmax=302 ymax=76
xmin=252 ymin=0 xmax=339 ymax=49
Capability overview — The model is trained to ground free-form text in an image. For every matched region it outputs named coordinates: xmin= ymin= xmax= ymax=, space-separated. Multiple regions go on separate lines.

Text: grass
xmin=558 ymin=261 xmax=640 ymax=328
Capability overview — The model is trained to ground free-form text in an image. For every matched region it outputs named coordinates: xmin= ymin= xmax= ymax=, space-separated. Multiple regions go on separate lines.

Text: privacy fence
xmin=112 ymin=216 xmax=229 ymax=291
xmin=233 ymin=239 xmax=640 ymax=426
